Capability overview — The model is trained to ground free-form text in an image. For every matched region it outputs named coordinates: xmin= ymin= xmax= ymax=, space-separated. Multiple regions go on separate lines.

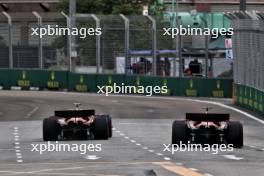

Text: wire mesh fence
xmin=0 ymin=12 xmax=232 ymax=78
xmin=231 ymin=16 xmax=264 ymax=91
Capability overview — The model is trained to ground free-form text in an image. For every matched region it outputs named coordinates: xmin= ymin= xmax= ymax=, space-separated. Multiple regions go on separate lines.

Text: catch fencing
xmin=227 ymin=11 xmax=264 ymax=115
xmin=0 ymin=12 xmax=231 ymax=78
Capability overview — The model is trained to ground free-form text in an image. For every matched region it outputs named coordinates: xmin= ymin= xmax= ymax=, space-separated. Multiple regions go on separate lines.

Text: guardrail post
xmin=146 ymin=15 xmax=157 ymax=76
xmin=91 ymin=14 xmax=101 ymax=74
xmin=32 ymin=11 xmax=43 ymax=69
xmin=120 ymin=14 xmax=130 ymax=75
xmin=2 ymin=12 xmax=13 ymax=69
xmin=61 ymin=12 xmax=72 ymax=72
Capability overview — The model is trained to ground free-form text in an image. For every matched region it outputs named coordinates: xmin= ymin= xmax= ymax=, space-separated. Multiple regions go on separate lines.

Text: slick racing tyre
xmin=93 ymin=116 xmax=109 ymax=140
xmin=43 ymin=116 xmax=60 ymax=141
xmin=172 ymin=120 xmax=189 ymax=144
xmin=105 ymin=115 xmax=112 ymax=138
xmin=227 ymin=121 xmax=243 ymax=148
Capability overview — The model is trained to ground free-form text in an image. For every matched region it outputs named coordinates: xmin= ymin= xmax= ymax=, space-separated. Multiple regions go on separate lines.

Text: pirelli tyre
xmin=227 ymin=121 xmax=243 ymax=148
xmin=93 ymin=116 xmax=109 ymax=140
xmin=43 ymin=117 xmax=60 ymax=141
xmin=172 ymin=120 xmax=189 ymax=144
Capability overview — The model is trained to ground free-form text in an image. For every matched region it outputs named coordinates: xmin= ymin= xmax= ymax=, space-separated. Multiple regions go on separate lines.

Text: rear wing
xmin=186 ymin=113 xmax=230 ymax=121
xmin=55 ymin=110 xmax=95 ymax=118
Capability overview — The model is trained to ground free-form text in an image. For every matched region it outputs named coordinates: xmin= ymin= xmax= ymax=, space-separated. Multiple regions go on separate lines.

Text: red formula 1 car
xmin=43 ymin=103 xmax=112 ymax=141
xmin=172 ymin=108 xmax=243 ymax=148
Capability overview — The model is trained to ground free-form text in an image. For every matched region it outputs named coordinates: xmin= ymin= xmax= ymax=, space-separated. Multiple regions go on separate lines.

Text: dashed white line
xmin=24 ymin=106 xmax=39 ymax=119
xmin=223 ymin=154 xmax=244 ymax=160
xmin=130 ymin=140 xmax=136 ymax=143
xmin=13 ymin=127 xmax=23 ymax=163
xmin=204 ymin=173 xmax=214 ymax=176
xmin=148 ymin=150 xmax=154 ymax=153
xmin=124 ymin=136 xmax=130 ymax=139
xmin=189 ymin=168 xmax=198 ymax=171
xmin=156 ymin=153 xmax=163 ymax=156
xmin=136 ymin=143 xmax=141 ymax=146
xmin=120 ymin=133 xmax=125 ymax=136
xmin=175 ymin=162 xmax=183 ymax=166
xmin=142 ymin=147 xmax=148 ymax=150
xmin=164 ymin=157 xmax=171 ymax=161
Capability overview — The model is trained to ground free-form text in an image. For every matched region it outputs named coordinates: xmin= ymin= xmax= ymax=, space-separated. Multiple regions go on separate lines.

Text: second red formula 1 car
xmin=172 ymin=107 xmax=243 ymax=148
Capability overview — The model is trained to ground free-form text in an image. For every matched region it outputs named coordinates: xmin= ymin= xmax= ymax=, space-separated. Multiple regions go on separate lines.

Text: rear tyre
xmin=227 ymin=121 xmax=243 ymax=148
xmin=93 ymin=116 xmax=109 ymax=140
xmin=43 ymin=117 xmax=60 ymax=141
xmin=105 ymin=115 xmax=112 ymax=138
xmin=172 ymin=120 xmax=189 ymax=144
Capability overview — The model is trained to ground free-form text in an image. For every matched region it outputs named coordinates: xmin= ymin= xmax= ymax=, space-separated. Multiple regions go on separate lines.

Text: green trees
xmin=59 ymin=0 xmax=164 ymax=16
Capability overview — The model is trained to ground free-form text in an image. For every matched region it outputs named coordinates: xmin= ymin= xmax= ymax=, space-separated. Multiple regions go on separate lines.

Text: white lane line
xmin=124 ymin=136 xmax=130 ymax=139
xmin=156 ymin=153 xmax=163 ymax=156
xmin=142 ymin=147 xmax=148 ymax=150
xmin=112 ymin=128 xmax=116 ymax=130
xmin=204 ymin=173 xmax=214 ymax=176
xmin=115 ymin=131 xmax=120 ymax=133
xmin=189 ymin=168 xmax=198 ymax=171
xmin=24 ymin=106 xmax=39 ymax=119
xmin=136 ymin=143 xmax=141 ymax=146
xmin=148 ymin=150 xmax=154 ymax=153
xmin=130 ymin=140 xmax=136 ymax=143
xmin=13 ymin=127 xmax=23 ymax=163
xmin=119 ymin=133 xmax=125 ymax=136
xmin=164 ymin=157 xmax=171 ymax=161
xmin=249 ymin=145 xmax=256 ymax=149
xmin=175 ymin=162 xmax=183 ymax=166
xmin=222 ymin=155 xmax=244 ymax=160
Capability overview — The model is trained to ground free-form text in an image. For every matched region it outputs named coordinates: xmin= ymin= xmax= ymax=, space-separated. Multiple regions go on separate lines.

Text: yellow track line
xmin=153 ymin=162 xmax=204 ymax=176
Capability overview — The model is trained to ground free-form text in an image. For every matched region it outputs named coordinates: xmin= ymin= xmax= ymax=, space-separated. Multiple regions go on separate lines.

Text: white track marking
xmin=222 ymin=155 xmax=244 ymax=160
xmin=13 ymin=127 xmax=23 ymax=163
xmin=189 ymin=168 xmax=198 ymax=171
xmin=85 ymin=155 xmax=101 ymax=160
xmin=24 ymin=106 xmax=39 ymax=119
xmin=156 ymin=153 xmax=163 ymax=156
xmin=164 ymin=157 xmax=171 ymax=161
xmin=204 ymin=173 xmax=214 ymax=176
xmin=175 ymin=162 xmax=183 ymax=166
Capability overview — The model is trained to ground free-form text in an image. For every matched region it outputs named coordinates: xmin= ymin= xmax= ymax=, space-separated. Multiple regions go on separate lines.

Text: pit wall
xmin=234 ymin=84 xmax=264 ymax=116
xmin=0 ymin=69 xmax=232 ymax=98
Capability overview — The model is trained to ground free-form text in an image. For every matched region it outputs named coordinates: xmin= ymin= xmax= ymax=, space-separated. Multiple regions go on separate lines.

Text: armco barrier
xmin=0 ymin=69 xmax=232 ymax=98
xmin=235 ymin=84 xmax=264 ymax=116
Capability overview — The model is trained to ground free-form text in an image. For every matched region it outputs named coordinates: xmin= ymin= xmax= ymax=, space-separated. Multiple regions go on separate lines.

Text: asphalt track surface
xmin=0 ymin=91 xmax=263 ymax=176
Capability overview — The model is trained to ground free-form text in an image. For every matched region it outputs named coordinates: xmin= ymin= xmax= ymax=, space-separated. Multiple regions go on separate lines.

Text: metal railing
xmin=0 ymin=12 xmax=232 ymax=78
